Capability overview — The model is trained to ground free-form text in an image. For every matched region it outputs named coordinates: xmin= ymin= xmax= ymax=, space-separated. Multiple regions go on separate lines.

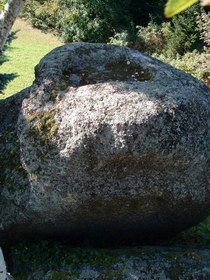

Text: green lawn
xmin=0 ymin=18 xmax=62 ymax=99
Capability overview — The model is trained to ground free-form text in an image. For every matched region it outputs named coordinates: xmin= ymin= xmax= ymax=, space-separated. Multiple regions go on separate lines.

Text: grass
xmin=172 ymin=216 xmax=210 ymax=246
xmin=0 ymin=18 xmax=62 ymax=99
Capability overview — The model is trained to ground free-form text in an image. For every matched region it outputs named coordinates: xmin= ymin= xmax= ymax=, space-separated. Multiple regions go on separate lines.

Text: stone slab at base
xmin=11 ymin=246 xmax=210 ymax=280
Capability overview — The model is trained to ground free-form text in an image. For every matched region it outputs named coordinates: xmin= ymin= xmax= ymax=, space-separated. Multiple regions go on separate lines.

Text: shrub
xmin=21 ymin=0 xmax=206 ymax=55
xmin=133 ymin=5 xmax=203 ymax=58
xmin=57 ymin=1 xmax=114 ymax=42
xmin=22 ymin=0 xmax=60 ymax=31
xmin=109 ymin=30 xmax=134 ymax=47
xmin=58 ymin=0 xmax=133 ymax=43
xmin=22 ymin=0 xmax=133 ymax=43
xmin=133 ymin=22 xmax=165 ymax=55
xmin=154 ymin=51 xmax=210 ymax=86
xmin=163 ymin=5 xmax=202 ymax=56
xmin=197 ymin=10 xmax=210 ymax=52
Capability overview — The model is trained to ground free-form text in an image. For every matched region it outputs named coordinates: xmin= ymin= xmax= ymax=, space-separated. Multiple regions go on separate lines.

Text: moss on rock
xmin=27 ymin=110 xmax=58 ymax=146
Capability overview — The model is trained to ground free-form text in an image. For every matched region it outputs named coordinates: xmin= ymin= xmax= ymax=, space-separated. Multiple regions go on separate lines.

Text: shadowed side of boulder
xmin=0 ymin=89 xmax=31 ymax=244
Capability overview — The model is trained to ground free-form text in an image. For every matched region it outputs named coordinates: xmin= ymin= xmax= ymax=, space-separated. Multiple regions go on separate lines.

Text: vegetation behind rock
xmin=20 ymin=1 xmax=209 ymax=86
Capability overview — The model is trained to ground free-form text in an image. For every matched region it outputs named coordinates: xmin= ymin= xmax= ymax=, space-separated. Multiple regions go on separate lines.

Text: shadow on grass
xmin=0 ymin=64 xmax=18 ymax=95
xmin=0 ymin=31 xmax=19 ymax=95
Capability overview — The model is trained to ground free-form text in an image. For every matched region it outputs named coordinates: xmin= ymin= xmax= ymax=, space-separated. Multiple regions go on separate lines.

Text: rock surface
xmin=0 ymin=43 xmax=210 ymax=245
xmin=0 ymin=247 xmax=7 ymax=280
xmin=0 ymin=247 xmax=13 ymax=280
xmin=10 ymin=247 xmax=210 ymax=280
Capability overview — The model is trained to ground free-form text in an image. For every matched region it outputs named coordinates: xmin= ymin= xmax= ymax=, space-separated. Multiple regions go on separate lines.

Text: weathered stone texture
xmin=13 ymin=247 xmax=210 ymax=280
xmin=0 ymin=43 xmax=210 ymax=244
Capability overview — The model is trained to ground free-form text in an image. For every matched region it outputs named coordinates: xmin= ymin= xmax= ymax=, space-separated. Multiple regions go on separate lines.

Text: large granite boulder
xmin=0 ymin=43 xmax=210 ymax=245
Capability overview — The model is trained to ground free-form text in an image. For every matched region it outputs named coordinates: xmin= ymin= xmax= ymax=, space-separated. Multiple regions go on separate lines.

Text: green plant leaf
xmin=165 ymin=0 xmax=199 ymax=18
